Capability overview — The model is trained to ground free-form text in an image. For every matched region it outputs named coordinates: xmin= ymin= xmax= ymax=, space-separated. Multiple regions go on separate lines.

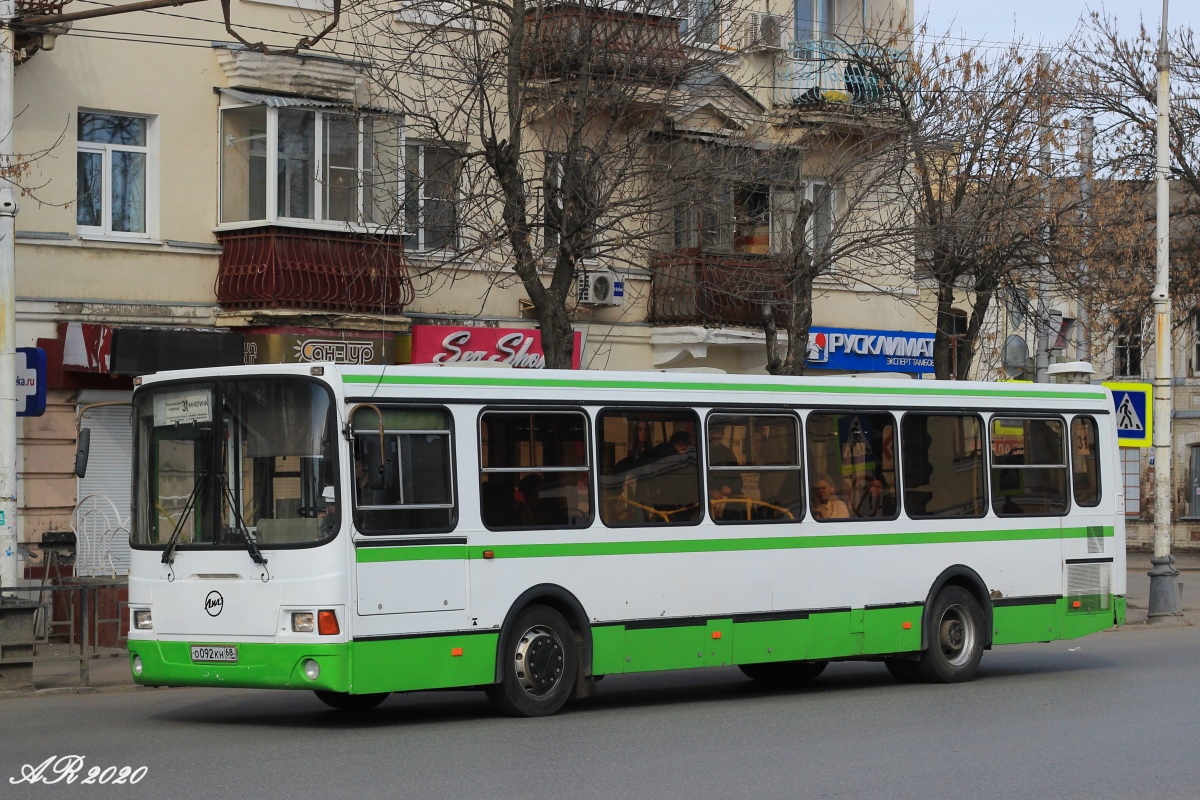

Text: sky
xmin=920 ymin=1 xmax=1170 ymax=47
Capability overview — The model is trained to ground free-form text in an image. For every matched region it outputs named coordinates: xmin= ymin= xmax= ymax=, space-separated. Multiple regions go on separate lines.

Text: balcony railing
xmin=649 ymin=249 xmax=789 ymax=327
xmin=216 ymin=227 xmax=413 ymax=314
xmin=524 ymin=4 xmax=689 ymax=83
xmin=776 ymin=41 xmax=906 ymax=111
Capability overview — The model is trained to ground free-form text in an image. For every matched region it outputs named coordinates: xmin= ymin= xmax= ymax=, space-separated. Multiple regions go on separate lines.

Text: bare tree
xmin=341 ymin=0 xmax=734 ymax=368
xmin=1064 ymin=14 xmax=1200 ymax=359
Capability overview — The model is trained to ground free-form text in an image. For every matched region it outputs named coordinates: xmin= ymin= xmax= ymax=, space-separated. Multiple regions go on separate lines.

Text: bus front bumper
xmin=126 ymin=640 xmax=350 ymax=692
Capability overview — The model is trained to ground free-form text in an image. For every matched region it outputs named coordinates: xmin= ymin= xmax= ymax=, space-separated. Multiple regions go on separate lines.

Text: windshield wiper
xmin=218 ymin=472 xmax=268 ymax=568
xmin=162 ymin=470 xmax=206 ymax=567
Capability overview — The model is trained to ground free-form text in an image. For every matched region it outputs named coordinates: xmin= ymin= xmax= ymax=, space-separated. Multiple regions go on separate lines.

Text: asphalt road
xmin=4 ymin=623 xmax=1199 ymax=800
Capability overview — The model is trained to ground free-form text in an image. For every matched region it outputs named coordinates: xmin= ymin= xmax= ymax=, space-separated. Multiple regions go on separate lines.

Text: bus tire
xmin=486 ymin=605 xmax=578 ymax=717
xmin=738 ymin=660 xmax=827 ymax=684
xmin=313 ymin=690 xmax=389 ymax=712
xmin=884 ymin=658 xmax=921 ymax=683
xmin=916 ymin=586 xmax=984 ymax=683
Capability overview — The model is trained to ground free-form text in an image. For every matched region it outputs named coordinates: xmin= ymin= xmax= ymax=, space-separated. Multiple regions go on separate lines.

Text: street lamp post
xmin=1148 ymin=0 xmax=1182 ymax=619
xmin=0 ymin=0 xmax=19 ymax=594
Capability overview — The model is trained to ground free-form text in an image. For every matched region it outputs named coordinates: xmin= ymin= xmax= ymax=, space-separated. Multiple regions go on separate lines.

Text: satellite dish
xmin=1002 ymin=334 xmax=1029 ymax=378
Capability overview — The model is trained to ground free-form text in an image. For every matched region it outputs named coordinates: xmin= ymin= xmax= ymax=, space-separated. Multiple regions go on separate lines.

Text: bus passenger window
xmin=480 ymin=411 xmax=591 ymax=530
xmin=707 ymin=414 xmax=803 ymax=523
xmin=990 ymin=417 xmax=1069 ymax=517
xmin=352 ymin=406 xmax=456 ymax=534
xmin=805 ymin=413 xmax=898 ymax=522
xmin=901 ymin=414 xmax=986 ymax=518
xmin=598 ymin=409 xmax=701 ymax=526
xmin=1071 ymin=416 xmax=1101 ymax=507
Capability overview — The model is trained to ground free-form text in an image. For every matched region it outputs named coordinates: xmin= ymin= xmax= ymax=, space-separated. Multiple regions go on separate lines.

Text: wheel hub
xmin=513 ymin=625 xmax=564 ymax=696
xmin=938 ymin=604 xmax=976 ymax=666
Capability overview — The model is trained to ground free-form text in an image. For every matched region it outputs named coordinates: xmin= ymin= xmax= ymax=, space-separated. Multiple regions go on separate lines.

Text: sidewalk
xmin=10 ymin=552 xmax=1200 ymax=696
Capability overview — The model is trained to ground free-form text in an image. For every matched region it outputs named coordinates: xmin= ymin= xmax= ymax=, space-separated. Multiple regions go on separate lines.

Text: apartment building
xmin=7 ymin=0 xmax=927 ymax=571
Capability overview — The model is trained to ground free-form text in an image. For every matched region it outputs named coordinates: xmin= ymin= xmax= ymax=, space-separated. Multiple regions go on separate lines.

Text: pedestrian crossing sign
xmin=1102 ymin=382 xmax=1152 ymax=448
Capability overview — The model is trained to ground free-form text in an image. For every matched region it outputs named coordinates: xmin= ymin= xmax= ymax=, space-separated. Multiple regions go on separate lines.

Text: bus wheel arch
xmin=494 ymin=584 xmax=593 ymax=685
xmin=921 ymin=566 xmax=993 ymax=652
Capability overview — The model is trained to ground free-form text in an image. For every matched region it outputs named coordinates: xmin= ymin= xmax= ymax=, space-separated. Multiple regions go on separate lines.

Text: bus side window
xmin=597 ymin=409 xmax=701 ymax=526
xmin=901 ymin=414 xmax=987 ymax=519
xmin=707 ymin=413 xmax=804 ymax=524
xmin=805 ymin=412 xmax=898 ymax=522
xmin=351 ymin=406 xmax=457 ymax=535
xmin=479 ymin=410 xmax=592 ymax=531
xmin=1071 ymin=416 xmax=1101 ymax=508
xmin=990 ymin=417 xmax=1069 ymax=517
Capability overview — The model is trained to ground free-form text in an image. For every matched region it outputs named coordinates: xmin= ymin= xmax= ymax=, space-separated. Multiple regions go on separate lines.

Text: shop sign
xmin=806 ymin=327 xmax=935 ymax=374
xmin=16 ymin=347 xmax=47 ymax=417
xmin=244 ymin=334 xmax=396 ymax=366
xmin=411 ymin=326 xmax=583 ymax=369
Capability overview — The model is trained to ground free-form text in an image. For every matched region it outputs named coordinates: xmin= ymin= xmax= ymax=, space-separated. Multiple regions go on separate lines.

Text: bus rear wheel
xmin=486 ymin=605 xmax=578 ymax=717
xmin=739 ymin=660 xmax=827 ymax=684
xmin=916 ymin=586 xmax=984 ymax=683
xmin=313 ymin=690 xmax=389 ymax=712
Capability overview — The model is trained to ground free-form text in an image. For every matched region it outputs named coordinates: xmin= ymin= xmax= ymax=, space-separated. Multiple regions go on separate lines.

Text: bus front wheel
xmin=916 ymin=586 xmax=984 ymax=683
xmin=487 ymin=605 xmax=578 ymax=717
xmin=313 ymin=690 xmax=389 ymax=712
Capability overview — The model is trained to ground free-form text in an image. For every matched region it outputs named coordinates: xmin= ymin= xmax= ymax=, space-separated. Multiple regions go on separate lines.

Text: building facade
xmin=7 ymin=0 xmax=929 ymax=573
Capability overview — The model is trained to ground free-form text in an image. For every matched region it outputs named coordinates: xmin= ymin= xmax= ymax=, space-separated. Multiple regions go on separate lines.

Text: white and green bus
xmin=119 ymin=364 xmax=1124 ymax=716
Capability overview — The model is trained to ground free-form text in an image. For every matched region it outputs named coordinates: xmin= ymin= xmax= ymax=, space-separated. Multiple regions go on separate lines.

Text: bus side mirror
xmin=75 ymin=428 xmax=91 ymax=479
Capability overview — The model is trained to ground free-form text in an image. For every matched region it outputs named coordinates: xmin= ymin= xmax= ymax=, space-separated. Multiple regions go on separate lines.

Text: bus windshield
xmin=132 ymin=379 xmax=341 ymax=549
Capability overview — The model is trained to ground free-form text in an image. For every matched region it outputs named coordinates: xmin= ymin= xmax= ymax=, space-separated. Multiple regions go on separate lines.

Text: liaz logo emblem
xmin=204 ymin=591 xmax=224 ymax=617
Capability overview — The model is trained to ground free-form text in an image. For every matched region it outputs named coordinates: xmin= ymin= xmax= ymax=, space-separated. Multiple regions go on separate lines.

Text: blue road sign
xmin=17 ymin=346 xmax=47 ymax=417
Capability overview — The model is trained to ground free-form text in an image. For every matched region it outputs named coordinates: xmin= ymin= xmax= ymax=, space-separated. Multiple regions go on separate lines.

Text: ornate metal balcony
xmin=649 ymin=249 xmax=789 ymax=327
xmin=216 ymin=226 xmax=413 ymax=314
xmin=776 ymin=41 xmax=906 ymax=113
xmin=524 ymin=3 xmax=689 ymax=84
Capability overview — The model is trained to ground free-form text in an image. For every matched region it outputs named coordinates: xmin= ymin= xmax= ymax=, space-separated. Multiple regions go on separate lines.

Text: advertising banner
xmin=806 ymin=327 xmax=935 ymax=374
xmin=410 ymin=326 xmax=583 ymax=369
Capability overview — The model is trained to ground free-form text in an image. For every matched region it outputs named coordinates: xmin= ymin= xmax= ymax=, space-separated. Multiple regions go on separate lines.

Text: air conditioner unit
xmin=743 ymin=13 xmax=785 ymax=52
xmin=577 ymin=270 xmax=623 ymax=306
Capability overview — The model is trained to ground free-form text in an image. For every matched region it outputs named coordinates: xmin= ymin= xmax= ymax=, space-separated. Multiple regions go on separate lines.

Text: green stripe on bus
xmin=355 ymin=526 xmax=1113 ymax=563
xmin=341 ymin=372 xmax=1106 ymax=401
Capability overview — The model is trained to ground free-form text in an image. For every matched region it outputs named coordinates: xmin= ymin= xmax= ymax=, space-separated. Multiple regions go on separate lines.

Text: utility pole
xmin=1148 ymin=0 xmax=1181 ymax=619
xmin=1034 ymin=51 xmax=1052 ymax=383
xmin=0 ymin=0 xmax=18 ymax=594
xmin=1076 ymin=117 xmax=1093 ymax=364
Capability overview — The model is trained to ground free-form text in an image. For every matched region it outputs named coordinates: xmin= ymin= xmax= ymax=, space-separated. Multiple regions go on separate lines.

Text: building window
xmin=1115 ymin=318 xmax=1142 ymax=378
xmin=77 ymin=111 xmax=151 ymax=237
xmin=678 ymin=0 xmax=721 ymax=45
xmin=404 ymin=142 xmax=460 ymax=251
xmin=1189 ymin=445 xmax=1200 ymax=519
xmin=794 ymin=0 xmax=836 ymax=45
xmin=1121 ymin=447 xmax=1141 ymax=519
xmin=219 ymin=103 xmax=404 ymax=231
xmin=771 ymin=182 xmax=833 ymax=257
xmin=543 ymin=153 xmax=597 ymax=255
xmin=1193 ymin=313 xmax=1200 ymax=377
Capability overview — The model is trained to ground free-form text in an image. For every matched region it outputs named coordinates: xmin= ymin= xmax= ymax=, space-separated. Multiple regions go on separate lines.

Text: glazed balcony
xmin=216 ymin=227 xmax=413 ymax=314
xmin=524 ymin=4 xmax=689 ymax=84
xmin=649 ymin=249 xmax=789 ymax=327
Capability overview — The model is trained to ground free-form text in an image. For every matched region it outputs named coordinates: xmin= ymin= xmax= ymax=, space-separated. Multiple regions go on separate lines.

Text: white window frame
xmin=403 ymin=141 xmax=461 ymax=252
xmin=1121 ymin=447 xmax=1141 ymax=519
xmin=76 ymin=110 xmax=156 ymax=240
xmin=770 ymin=180 xmax=833 ymax=256
xmin=794 ymin=0 xmax=838 ymax=45
xmin=218 ymin=102 xmax=405 ymax=234
xmin=1114 ymin=319 xmax=1142 ymax=378
xmin=1193 ymin=312 xmax=1200 ymax=377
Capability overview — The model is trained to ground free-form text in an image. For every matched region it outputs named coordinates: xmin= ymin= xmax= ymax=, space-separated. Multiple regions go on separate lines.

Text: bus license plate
xmin=191 ymin=646 xmax=238 ymax=663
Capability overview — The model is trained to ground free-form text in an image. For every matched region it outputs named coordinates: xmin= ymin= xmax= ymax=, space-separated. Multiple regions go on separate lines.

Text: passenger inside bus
xmin=811 ymin=475 xmax=850 ymax=519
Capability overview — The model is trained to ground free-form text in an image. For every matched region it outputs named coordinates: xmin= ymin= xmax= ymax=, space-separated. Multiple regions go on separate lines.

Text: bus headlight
xmin=291 ymin=612 xmax=315 ymax=633
xmin=303 ymin=659 xmax=320 ymax=680
xmin=133 ymin=609 xmax=153 ymax=630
